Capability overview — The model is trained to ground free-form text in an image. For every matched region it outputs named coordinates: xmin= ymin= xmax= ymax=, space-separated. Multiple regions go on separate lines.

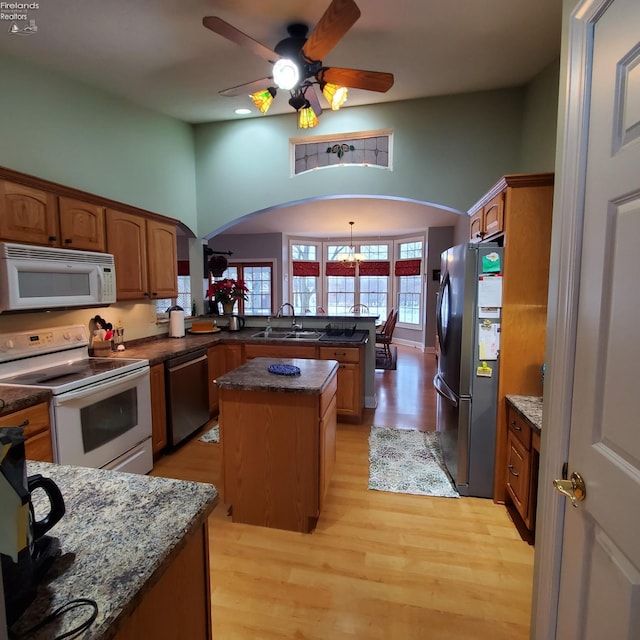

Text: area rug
xmin=368 ymin=426 xmax=459 ymax=498
xmin=198 ymin=423 xmax=219 ymax=444
xmin=375 ymin=346 xmax=397 ymax=370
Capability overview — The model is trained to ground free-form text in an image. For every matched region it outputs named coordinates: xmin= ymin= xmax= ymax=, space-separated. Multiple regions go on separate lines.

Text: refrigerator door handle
xmin=433 ymin=374 xmax=458 ymax=407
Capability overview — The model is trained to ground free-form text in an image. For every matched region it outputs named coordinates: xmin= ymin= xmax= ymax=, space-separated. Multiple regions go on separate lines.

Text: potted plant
xmin=207 ymin=278 xmax=249 ymax=315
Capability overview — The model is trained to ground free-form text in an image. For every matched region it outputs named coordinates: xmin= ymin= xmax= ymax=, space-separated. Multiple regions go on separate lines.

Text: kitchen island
xmin=217 ymin=357 xmax=338 ymax=533
xmin=11 ymin=462 xmax=218 ymax=640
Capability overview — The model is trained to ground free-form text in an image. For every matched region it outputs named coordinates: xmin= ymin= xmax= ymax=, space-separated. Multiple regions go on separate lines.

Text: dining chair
xmin=349 ymin=303 xmax=369 ymax=315
xmin=376 ymin=310 xmax=398 ymax=362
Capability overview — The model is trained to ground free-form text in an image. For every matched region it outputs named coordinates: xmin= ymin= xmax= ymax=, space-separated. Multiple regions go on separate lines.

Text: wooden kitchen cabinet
xmin=0 ymin=181 xmax=106 ymax=251
xmin=0 ymin=402 xmax=53 ymax=462
xmin=146 ymin=218 xmax=179 ymax=300
xmin=244 ymin=343 xmax=316 ymax=360
xmin=468 ymin=173 xmax=554 ymax=502
xmin=0 ymin=181 xmax=58 ymax=246
xmin=318 ymin=346 xmax=363 ymax=422
xmin=219 ymin=363 xmax=337 ymax=533
xmin=113 ymin=520 xmax=212 ymax=640
xmin=57 ymin=196 xmax=106 ymax=251
xmin=106 ymin=209 xmax=178 ymax=301
xmin=243 ymin=341 xmax=364 ymax=421
xmin=469 ymin=192 xmax=504 ymax=242
xmin=505 ymin=401 xmax=539 ymax=531
xmin=150 ymin=363 xmax=167 ymax=456
xmin=208 ymin=343 xmax=246 ymax=417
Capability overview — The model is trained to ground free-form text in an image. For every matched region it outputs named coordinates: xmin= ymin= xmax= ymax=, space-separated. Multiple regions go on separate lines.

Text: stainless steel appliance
xmin=165 ymin=349 xmax=209 ymax=447
xmin=434 ymin=243 xmax=503 ymax=498
xmin=227 ymin=315 xmax=245 ymax=331
xmin=0 ymin=242 xmax=116 ymax=313
xmin=0 ymin=325 xmax=152 ymax=474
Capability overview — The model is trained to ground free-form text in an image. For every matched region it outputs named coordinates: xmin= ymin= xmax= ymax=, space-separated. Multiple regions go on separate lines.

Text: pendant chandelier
xmin=338 ymin=221 xmax=364 ymax=267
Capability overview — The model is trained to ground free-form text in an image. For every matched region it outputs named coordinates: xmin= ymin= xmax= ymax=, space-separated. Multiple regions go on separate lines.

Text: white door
xmin=533 ymin=0 xmax=640 ymax=637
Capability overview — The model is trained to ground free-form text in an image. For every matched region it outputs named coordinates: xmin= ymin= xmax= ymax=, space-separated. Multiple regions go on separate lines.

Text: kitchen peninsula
xmin=217 ymin=357 xmax=338 ymax=533
xmin=11 ymin=462 xmax=218 ymax=640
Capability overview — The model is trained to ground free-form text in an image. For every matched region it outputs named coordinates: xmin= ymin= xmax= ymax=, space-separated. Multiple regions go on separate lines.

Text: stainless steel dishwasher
xmin=165 ymin=348 xmax=210 ymax=448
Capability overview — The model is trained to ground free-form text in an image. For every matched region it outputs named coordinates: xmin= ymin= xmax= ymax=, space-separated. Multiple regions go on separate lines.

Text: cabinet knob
xmin=508 ymin=464 xmax=520 ymax=478
xmin=48 ymin=236 xmax=57 ymax=242
xmin=511 ymin=420 xmax=522 ymax=431
xmin=64 ymin=238 xmax=72 ymax=244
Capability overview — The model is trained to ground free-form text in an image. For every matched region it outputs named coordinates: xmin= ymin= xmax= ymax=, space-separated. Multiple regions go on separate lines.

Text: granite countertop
xmin=0 ymin=326 xmax=366 ymax=412
xmin=0 ymin=386 xmax=51 ymax=416
xmin=11 ymin=462 xmax=218 ymax=640
xmin=108 ymin=326 xmax=368 ymax=366
xmin=216 ymin=357 xmax=339 ymax=394
xmin=506 ymin=394 xmax=543 ymax=431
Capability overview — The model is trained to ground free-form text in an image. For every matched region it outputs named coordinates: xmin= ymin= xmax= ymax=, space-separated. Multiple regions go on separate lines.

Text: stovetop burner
xmin=0 ymin=358 xmax=147 ymax=389
xmin=0 ymin=324 xmax=148 ymax=394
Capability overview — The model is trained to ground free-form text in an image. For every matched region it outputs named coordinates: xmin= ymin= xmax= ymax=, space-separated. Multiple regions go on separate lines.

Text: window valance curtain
xmin=394 ymin=259 xmax=421 ymax=276
xmin=292 ymin=261 xmax=320 ymax=277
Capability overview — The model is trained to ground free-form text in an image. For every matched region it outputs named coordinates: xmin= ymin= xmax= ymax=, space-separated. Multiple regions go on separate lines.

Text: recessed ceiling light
xmin=235 ymin=108 xmax=251 ymax=115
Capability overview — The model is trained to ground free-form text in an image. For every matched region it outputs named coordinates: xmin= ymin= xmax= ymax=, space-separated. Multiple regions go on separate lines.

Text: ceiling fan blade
xmin=302 ymin=0 xmax=361 ymax=62
xmin=304 ymin=85 xmax=323 ymax=117
xmin=319 ymin=67 xmax=394 ymax=93
xmin=219 ymin=77 xmax=274 ymax=97
xmin=203 ymin=16 xmax=280 ymax=63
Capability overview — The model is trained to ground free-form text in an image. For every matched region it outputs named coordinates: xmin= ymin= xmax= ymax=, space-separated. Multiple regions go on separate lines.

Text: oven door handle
xmin=54 ymin=367 xmax=149 ymax=404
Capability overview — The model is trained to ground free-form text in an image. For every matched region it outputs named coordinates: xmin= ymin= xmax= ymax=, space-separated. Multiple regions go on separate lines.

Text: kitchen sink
xmin=285 ymin=331 xmax=323 ymax=340
xmin=251 ymin=330 xmax=292 ymax=339
xmin=251 ymin=330 xmax=324 ymax=341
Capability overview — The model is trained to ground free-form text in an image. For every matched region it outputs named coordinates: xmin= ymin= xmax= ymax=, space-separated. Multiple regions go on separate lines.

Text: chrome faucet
xmin=276 ymin=302 xmax=295 ymax=318
xmin=276 ymin=303 xmax=302 ymax=330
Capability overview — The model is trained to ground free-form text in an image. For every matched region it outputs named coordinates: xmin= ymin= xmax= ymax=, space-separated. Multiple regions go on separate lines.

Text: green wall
xmin=0 ymin=51 xmax=560 ymax=241
xmin=193 ymin=88 xmax=527 ymax=238
xmin=0 ymin=54 xmax=198 ymax=232
xmin=520 ymin=58 xmax=560 ymax=172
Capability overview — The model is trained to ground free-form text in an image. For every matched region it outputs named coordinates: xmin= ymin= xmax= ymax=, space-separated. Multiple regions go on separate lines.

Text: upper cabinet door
xmin=58 ymin=196 xmax=106 ymax=252
xmin=107 ymin=209 xmax=149 ymax=300
xmin=146 ymin=219 xmax=178 ymax=300
xmin=482 ymin=193 xmax=504 ymax=239
xmin=0 ymin=180 xmax=59 ymax=245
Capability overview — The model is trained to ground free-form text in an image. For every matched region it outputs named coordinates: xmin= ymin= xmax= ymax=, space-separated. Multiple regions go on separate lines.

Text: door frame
xmin=531 ymin=0 xmax=606 ymax=636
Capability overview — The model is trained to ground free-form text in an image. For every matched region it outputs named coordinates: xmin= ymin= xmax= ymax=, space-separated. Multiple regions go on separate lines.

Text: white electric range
xmin=0 ymin=324 xmax=152 ymax=474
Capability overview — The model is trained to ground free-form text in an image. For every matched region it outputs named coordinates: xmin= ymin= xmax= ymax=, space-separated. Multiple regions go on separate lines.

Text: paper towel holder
xmin=167 ymin=305 xmax=185 ymax=338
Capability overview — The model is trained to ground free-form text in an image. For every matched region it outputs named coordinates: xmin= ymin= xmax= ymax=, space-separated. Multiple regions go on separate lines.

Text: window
xmin=291 ymin=242 xmax=320 ymax=314
xmin=212 ymin=263 xmax=274 ymax=316
xmin=396 ymin=240 xmax=423 ymax=326
xmin=327 ymin=275 xmax=355 ymax=314
xmin=360 ymin=244 xmax=389 ymax=317
xmin=155 ymin=275 xmax=192 ymax=317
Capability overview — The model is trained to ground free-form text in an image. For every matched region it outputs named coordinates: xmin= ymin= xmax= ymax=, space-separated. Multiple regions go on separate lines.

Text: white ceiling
xmin=0 ymin=0 xmax=562 ymax=237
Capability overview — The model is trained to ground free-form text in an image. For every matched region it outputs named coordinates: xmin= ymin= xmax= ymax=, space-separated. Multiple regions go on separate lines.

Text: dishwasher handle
xmin=166 ymin=350 xmax=207 ymax=372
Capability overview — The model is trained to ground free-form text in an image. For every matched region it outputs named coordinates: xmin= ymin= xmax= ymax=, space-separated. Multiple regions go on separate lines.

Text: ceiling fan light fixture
xmin=250 ymin=87 xmax=277 ymax=114
xmin=273 ymin=58 xmax=300 ymax=91
xmin=322 ymin=83 xmax=348 ymax=110
xmin=298 ymin=105 xmax=319 ymax=129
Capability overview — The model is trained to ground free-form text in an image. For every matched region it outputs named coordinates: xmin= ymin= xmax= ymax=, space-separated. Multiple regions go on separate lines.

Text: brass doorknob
xmin=553 ymin=471 xmax=586 ymax=507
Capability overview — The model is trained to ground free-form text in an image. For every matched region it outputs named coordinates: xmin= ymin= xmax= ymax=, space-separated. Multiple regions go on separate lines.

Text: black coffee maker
xmin=0 ymin=427 xmax=65 ymax=626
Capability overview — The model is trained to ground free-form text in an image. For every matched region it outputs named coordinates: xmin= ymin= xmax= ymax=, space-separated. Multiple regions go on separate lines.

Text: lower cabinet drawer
xmin=318 ymin=346 xmax=360 ymax=364
xmin=506 ymin=431 xmax=531 ymax=519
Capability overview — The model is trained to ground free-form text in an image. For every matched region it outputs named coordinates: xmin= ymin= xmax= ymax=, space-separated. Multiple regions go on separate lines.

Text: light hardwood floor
xmin=152 ymin=346 xmax=534 ymax=640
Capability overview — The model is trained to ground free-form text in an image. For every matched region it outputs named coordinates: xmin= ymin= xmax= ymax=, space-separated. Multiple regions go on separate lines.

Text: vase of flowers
xmin=207 ymin=278 xmax=248 ymax=315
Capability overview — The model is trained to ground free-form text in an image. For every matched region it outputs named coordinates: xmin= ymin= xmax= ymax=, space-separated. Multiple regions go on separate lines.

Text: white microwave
xmin=0 ymin=242 xmax=117 ymax=313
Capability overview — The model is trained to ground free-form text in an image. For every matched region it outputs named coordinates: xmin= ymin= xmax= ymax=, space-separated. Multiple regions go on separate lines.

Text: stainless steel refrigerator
xmin=433 ymin=243 xmax=503 ymax=498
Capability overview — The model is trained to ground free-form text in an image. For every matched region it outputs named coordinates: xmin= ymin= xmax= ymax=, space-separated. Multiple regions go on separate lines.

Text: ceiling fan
xmin=202 ymin=0 xmax=394 ymax=127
